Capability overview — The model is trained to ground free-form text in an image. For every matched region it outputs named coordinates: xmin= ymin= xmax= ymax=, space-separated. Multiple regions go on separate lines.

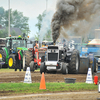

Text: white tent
xmin=88 ymin=39 xmax=100 ymax=45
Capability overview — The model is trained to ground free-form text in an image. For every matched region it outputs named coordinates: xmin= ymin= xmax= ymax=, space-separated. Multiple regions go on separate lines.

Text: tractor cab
xmin=0 ymin=35 xmax=29 ymax=69
xmin=6 ymin=35 xmax=27 ymax=54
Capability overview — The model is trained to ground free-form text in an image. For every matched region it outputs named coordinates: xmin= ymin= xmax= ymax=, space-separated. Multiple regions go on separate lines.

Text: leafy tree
xmin=0 ymin=7 xmax=30 ymax=37
xmin=35 ymin=14 xmax=43 ymax=32
xmin=0 ymin=29 xmax=7 ymax=38
xmin=35 ymin=11 xmax=46 ymax=32
xmin=12 ymin=10 xmax=30 ymax=36
xmin=0 ymin=7 xmax=5 ymax=25
xmin=3 ymin=9 xmax=13 ymax=27
xmin=35 ymin=11 xmax=46 ymax=40
xmin=34 ymin=32 xmax=39 ymax=41
xmin=45 ymin=29 xmax=52 ymax=41
xmin=0 ymin=28 xmax=16 ymax=38
xmin=35 ymin=10 xmax=52 ymax=41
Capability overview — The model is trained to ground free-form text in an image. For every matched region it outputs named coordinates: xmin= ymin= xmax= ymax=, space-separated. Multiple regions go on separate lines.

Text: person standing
xmin=15 ymin=50 xmax=21 ymax=71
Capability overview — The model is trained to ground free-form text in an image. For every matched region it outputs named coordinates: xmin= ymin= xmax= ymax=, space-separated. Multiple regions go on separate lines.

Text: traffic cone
xmin=24 ymin=67 xmax=32 ymax=83
xmin=86 ymin=68 xmax=93 ymax=84
xmin=39 ymin=72 xmax=46 ymax=89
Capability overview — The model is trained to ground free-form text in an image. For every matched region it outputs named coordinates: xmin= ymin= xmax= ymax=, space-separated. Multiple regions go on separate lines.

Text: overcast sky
xmin=0 ymin=0 xmax=57 ymax=37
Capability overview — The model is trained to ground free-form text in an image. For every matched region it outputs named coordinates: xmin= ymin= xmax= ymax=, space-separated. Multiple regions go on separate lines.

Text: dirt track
xmin=0 ymin=71 xmax=97 ymax=83
xmin=0 ymin=71 xmax=100 ymax=100
xmin=0 ymin=91 xmax=100 ymax=100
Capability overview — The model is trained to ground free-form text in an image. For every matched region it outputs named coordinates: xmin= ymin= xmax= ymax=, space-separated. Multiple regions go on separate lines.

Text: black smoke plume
xmin=51 ymin=0 xmax=100 ymax=43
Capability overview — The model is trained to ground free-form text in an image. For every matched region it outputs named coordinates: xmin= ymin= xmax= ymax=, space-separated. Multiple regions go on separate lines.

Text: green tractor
xmin=0 ymin=35 xmax=33 ymax=70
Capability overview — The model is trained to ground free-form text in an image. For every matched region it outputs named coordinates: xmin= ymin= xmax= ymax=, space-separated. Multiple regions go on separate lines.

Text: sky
xmin=0 ymin=0 xmax=57 ymax=37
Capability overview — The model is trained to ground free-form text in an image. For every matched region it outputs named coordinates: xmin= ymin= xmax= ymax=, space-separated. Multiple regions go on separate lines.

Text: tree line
xmin=0 ymin=7 xmax=52 ymax=41
xmin=0 ymin=7 xmax=30 ymax=38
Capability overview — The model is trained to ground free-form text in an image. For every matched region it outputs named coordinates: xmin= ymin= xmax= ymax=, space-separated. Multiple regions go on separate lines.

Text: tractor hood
xmin=17 ymin=47 xmax=28 ymax=50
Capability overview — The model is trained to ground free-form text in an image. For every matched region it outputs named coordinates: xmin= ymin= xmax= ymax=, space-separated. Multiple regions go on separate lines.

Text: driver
xmin=13 ymin=41 xmax=19 ymax=52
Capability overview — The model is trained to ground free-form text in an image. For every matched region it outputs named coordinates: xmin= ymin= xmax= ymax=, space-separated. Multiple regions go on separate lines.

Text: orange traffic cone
xmin=39 ymin=72 xmax=46 ymax=89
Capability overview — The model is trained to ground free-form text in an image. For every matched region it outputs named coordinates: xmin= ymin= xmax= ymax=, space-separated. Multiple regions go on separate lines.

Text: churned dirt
xmin=0 ymin=71 xmax=98 ymax=83
xmin=0 ymin=71 xmax=100 ymax=100
xmin=0 ymin=91 xmax=100 ymax=100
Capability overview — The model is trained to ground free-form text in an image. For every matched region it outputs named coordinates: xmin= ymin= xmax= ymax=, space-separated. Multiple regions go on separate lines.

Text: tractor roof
xmin=6 ymin=35 xmax=28 ymax=40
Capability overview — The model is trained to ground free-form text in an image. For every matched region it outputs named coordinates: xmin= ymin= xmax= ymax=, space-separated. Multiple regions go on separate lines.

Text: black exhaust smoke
xmin=53 ymin=40 xmax=56 ymax=45
xmin=51 ymin=0 xmax=100 ymax=43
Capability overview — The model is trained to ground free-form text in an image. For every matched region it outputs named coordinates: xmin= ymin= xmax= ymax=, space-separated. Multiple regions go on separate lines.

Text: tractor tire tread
xmin=68 ymin=50 xmax=80 ymax=74
xmin=0 ymin=49 xmax=7 ymax=68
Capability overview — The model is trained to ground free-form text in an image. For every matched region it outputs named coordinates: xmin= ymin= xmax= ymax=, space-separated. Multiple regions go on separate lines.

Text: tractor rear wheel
xmin=23 ymin=51 xmax=33 ymax=71
xmin=68 ymin=50 xmax=80 ymax=74
xmin=62 ymin=62 xmax=68 ymax=74
xmin=8 ymin=54 xmax=16 ymax=69
xmin=0 ymin=49 xmax=7 ymax=68
xmin=40 ymin=62 xmax=46 ymax=74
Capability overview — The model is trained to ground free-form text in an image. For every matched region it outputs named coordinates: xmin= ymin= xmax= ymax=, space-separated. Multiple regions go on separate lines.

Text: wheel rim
xmin=0 ymin=54 xmax=2 ymax=60
xmin=76 ymin=56 xmax=79 ymax=71
xmin=9 ymin=58 xmax=13 ymax=67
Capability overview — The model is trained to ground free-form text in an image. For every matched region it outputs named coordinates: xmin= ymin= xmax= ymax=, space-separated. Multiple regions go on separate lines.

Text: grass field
xmin=0 ymin=69 xmax=98 ymax=95
xmin=0 ymin=68 xmax=15 ymax=72
xmin=0 ymin=82 xmax=98 ymax=95
xmin=0 ymin=68 xmax=40 ymax=73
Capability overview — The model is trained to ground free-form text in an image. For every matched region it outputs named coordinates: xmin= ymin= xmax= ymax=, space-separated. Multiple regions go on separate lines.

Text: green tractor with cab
xmin=0 ymin=35 xmax=33 ymax=71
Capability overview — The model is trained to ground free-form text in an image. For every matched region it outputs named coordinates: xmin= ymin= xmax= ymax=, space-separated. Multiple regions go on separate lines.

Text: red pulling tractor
xmin=27 ymin=41 xmax=41 ymax=71
xmin=28 ymin=41 xmax=47 ymax=72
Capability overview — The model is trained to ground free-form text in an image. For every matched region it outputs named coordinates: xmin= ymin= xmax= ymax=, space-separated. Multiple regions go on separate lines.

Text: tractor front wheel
xmin=8 ymin=54 xmax=16 ymax=69
xmin=62 ymin=62 xmax=68 ymax=74
xmin=40 ymin=62 xmax=46 ymax=74
xmin=30 ymin=61 xmax=35 ymax=72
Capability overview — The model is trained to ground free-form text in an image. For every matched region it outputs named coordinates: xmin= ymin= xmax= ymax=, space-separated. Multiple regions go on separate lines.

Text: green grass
xmin=0 ymin=82 xmax=98 ymax=95
xmin=0 ymin=68 xmax=15 ymax=72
